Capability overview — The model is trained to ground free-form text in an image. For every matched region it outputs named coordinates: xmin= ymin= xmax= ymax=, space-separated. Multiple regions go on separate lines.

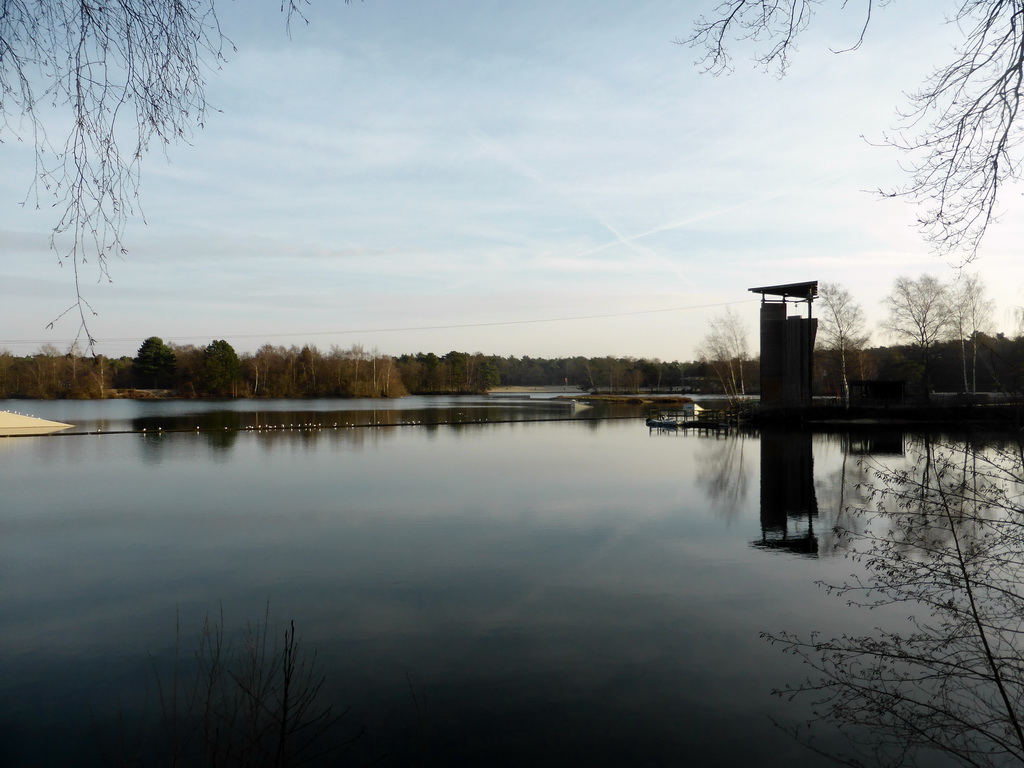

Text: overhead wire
xmin=0 ymin=298 xmax=759 ymax=351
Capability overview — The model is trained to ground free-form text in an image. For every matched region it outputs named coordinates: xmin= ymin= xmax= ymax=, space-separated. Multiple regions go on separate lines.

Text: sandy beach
xmin=0 ymin=410 xmax=73 ymax=436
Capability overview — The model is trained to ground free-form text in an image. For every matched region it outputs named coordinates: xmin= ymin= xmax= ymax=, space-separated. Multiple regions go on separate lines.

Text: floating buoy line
xmin=11 ymin=414 xmax=641 ymax=438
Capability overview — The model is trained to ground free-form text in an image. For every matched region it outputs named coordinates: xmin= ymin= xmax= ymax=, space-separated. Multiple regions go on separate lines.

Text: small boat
xmin=645 ymin=417 xmax=679 ymax=429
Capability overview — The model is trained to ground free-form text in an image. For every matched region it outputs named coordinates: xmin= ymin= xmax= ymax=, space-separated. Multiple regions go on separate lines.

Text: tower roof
xmin=748 ymin=281 xmax=818 ymax=302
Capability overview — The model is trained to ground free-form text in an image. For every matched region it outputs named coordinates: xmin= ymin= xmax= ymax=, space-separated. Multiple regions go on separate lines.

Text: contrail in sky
xmin=570 ymin=188 xmax=797 ymax=262
xmin=469 ymin=129 xmax=693 ymax=287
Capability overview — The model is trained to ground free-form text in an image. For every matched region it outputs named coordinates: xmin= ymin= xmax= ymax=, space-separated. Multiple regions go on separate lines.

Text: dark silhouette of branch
xmin=764 ymin=436 xmax=1024 ymax=767
xmin=682 ymin=1 xmax=1024 ymax=261
xmin=0 ymin=1 xmax=350 ymax=348
xmin=139 ymin=603 xmax=360 ymax=767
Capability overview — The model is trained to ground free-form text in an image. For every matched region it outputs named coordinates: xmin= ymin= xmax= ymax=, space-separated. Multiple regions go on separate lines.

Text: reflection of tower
xmin=749 ymin=281 xmax=817 ymax=411
xmin=845 ymin=431 xmax=906 ymax=457
xmin=754 ymin=428 xmax=819 ymax=557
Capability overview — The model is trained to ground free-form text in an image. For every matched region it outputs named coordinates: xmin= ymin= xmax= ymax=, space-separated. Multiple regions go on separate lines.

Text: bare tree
xmin=684 ymin=1 xmax=1024 ymax=260
xmin=698 ymin=306 xmax=750 ymax=397
xmin=110 ymin=605 xmax=361 ymax=767
xmin=950 ymin=271 xmax=995 ymax=394
xmin=1 ymin=1 xmax=334 ymax=344
xmin=883 ymin=274 xmax=954 ymax=401
xmin=817 ymin=282 xmax=869 ymax=407
xmin=766 ymin=436 xmax=1024 ymax=768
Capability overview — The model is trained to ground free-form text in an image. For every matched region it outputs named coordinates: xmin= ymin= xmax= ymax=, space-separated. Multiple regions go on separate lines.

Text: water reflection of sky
xmin=1 ymin=402 xmax=908 ymax=766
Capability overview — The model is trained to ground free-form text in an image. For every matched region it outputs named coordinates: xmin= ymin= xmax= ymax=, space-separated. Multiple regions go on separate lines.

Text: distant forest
xmin=3 ymin=332 xmax=1024 ymax=400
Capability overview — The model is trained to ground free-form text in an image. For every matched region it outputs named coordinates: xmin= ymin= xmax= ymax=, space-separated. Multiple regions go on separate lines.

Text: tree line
xmin=2 ymin=272 xmax=1021 ymax=401
xmin=0 ymin=340 xmax=712 ymax=400
xmin=697 ymin=273 xmax=1020 ymax=405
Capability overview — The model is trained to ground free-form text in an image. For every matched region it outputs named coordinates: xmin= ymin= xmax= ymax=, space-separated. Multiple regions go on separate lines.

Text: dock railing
xmin=647 ymin=400 xmax=755 ymax=435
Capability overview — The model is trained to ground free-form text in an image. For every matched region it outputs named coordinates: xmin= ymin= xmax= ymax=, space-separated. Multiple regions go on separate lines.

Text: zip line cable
xmin=0 ymin=298 xmax=758 ymax=350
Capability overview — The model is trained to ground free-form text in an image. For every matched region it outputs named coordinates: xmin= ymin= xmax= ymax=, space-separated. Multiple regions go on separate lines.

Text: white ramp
xmin=0 ymin=411 xmax=74 ymax=437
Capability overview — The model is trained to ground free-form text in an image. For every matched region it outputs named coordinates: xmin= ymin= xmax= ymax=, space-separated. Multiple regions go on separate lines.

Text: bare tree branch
xmin=883 ymin=273 xmax=955 ymax=400
xmin=698 ymin=306 xmax=751 ymax=397
xmin=0 ymin=1 xmax=349 ymax=348
xmin=885 ymin=2 xmax=1024 ymax=261
xmin=682 ymin=1 xmax=1024 ymax=261
xmin=817 ymin=281 xmax=869 ymax=407
xmin=681 ymin=0 xmax=878 ymax=76
xmin=766 ymin=437 xmax=1024 ymax=767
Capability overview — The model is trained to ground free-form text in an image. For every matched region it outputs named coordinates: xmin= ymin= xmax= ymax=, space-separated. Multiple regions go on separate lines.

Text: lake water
xmin=0 ymin=397 xmax=928 ymax=766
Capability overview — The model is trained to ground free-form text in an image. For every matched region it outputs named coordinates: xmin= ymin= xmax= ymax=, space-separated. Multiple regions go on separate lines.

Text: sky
xmin=2 ymin=0 xmax=1024 ymax=361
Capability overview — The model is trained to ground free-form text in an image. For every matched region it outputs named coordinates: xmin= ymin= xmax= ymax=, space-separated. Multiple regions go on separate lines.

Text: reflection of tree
xmin=767 ymin=436 xmax=1024 ymax=767
xmin=695 ymin=434 xmax=752 ymax=520
xmin=107 ymin=606 xmax=359 ymax=766
xmin=813 ymin=433 xmax=881 ymax=558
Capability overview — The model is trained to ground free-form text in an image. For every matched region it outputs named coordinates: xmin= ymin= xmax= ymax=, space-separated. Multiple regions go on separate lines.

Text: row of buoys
xmin=73 ymin=414 xmax=609 ymax=436
xmin=134 ymin=421 xmax=433 ymax=433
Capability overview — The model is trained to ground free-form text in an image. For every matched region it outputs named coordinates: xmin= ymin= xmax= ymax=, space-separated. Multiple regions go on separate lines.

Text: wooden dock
xmin=646 ymin=403 xmax=753 ymax=436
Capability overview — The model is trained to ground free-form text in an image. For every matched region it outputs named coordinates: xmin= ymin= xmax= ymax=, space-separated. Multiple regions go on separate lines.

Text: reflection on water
xmin=755 ymin=429 xmax=819 ymax=557
xmin=126 ymin=404 xmax=603 ymax=435
xmin=846 ymin=430 xmax=906 ymax=456
xmin=763 ymin=433 xmax=1024 ymax=767
xmin=695 ymin=432 xmax=754 ymax=521
xmin=0 ymin=400 xmax=964 ymax=767
xmin=0 ymin=395 xmax=635 ymax=438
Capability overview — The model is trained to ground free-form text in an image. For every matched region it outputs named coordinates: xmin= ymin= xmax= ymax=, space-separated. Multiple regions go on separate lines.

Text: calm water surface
xmin=1 ymin=398 xmax=916 ymax=766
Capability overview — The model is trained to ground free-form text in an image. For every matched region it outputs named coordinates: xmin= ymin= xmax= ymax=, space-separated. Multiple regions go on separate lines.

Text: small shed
xmin=848 ymin=380 xmax=906 ymax=406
